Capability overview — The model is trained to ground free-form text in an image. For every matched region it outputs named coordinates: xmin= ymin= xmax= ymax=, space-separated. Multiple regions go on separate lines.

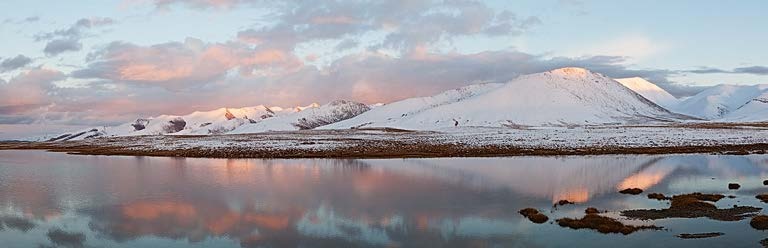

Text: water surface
xmin=1 ymin=150 xmax=767 ymax=247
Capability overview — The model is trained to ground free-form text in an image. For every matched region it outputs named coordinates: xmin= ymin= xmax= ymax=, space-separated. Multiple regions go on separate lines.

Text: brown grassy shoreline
xmin=2 ymin=137 xmax=768 ymax=159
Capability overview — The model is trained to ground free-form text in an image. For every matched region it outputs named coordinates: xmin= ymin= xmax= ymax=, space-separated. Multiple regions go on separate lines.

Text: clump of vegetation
xmin=584 ymin=207 xmax=600 ymax=214
xmin=619 ymin=188 xmax=643 ymax=195
xmin=728 ymin=183 xmax=741 ymax=190
xmin=751 ymin=215 xmax=768 ymax=230
xmin=519 ymin=208 xmax=549 ymax=224
xmin=647 ymin=193 xmax=670 ymax=200
xmin=556 ymin=200 xmax=574 ymax=206
xmin=676 ymin=232 xmax=723 ymax=239
xmin=622 ymin=193 xmax=760 ymax=221
xmin=556 ymin=212 xmax=661 ymax=235
xmin=682 ymin=192 xmax=726 ymax=202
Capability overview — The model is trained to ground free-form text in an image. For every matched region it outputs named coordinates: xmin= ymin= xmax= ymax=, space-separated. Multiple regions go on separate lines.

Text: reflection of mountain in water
xmin=1 ymin=151 xmax=768 ymax=247
xmin=365 ymin=155 xmax=768 ymax=203
xmin=366 ymin=156 xmax=665 ymax=203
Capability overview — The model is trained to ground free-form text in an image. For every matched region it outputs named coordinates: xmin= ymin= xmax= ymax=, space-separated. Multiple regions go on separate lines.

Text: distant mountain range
xmin=617 ymin=77 xmax=768 ymax=121
xmin=27 ymin=67 xmax=768 ymax=141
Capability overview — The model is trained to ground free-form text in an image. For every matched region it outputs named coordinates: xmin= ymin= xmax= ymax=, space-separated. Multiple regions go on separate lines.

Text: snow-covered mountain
xmin=324 ymin=68 xmax=691 ymax=130
xmin=39 ymin=105 xmax=287 ymax=141
xmin=616 ymin=77 xmax=679 ymax=109
xmin=721 ymin=91 xmax=768 ymax=121
xmin=612 ymin=78 xmax=768 ymax=122
xmin=230 ymin=100 xmax=371 ymax=133
xmin=28 ymin=67 xmax=768 ymax=142
xmin=34 ymin=100 xmax=371 ymax=141
xmin=673 ymin=84 xmax=768 ymax=120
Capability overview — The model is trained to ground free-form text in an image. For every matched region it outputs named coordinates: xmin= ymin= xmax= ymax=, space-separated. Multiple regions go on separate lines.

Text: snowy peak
xmin=548 ymin=67 xmax=592 ymax=77
xmin=296 ymin=103 xmax=320 ymax=112
xmin=326 ymin=68 xmax=689 ymax=130
xmin=616 ymin=77 xmax=679 ymax=109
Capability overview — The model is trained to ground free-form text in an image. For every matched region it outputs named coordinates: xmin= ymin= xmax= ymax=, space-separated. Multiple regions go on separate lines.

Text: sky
xmin=0 ymin=0 xmax=767 ymax=132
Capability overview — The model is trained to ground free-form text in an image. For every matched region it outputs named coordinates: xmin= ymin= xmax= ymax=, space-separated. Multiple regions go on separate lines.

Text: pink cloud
xmin=0 ymin=68 xmax=64 ymax=111
xmin=74 ymin=38 xmax=302 ymax=89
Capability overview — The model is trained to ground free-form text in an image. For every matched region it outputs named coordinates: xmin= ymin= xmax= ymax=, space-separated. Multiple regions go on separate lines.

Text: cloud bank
xmin=0 ymin=0 xmax=754 ymax=129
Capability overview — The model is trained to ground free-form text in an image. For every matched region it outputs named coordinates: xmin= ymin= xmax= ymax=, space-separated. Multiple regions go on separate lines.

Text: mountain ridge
xmin=324 ymin=67 xmax=692 ymax=130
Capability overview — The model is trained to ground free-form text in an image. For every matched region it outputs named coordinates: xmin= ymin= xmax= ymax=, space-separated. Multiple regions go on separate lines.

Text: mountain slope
xmin=325 ymin=68 xmax=690 ymax=130
xmin=38 ymin=105 xmax=292 ymax=141
xmin=674 ymin=84 xmax=768 ymax=119
xmin=723 ymin=92 xmax=768 ymax=121
xmin=230 ymin=100 xmax=370 ymax=133
xmin=615 ymin=77 xmax=679 ymax=109
xmin=321 ymin=82 xmax=504 ymax=129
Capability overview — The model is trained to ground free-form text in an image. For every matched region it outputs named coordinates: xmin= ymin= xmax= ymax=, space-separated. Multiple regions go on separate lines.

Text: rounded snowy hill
xmin=324 ymin=68 xmax=692 ymax=130
xmin=615 ymin=77 xmax=679 ymax=109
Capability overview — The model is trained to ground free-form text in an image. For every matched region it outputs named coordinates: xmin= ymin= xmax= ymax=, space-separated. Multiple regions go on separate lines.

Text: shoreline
xmin=1 ymin=143 xmax=767 ymax=159
xmin=2 ymin=126 xmax=768 ymax=158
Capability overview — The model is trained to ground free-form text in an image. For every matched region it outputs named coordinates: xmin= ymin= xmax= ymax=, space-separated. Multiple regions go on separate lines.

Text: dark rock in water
xmin=728 ymin=183 xmax=741 ymax=190
xmin=676 ymin=232 xmax=724 ymax=239
xmin=556 ymin=214 xmax=661 ymax=235
xmin=619 ymin=188 xmax=643 ymax=195
xmin=647 ymin=193 xmax=669 ymax=200
xmin=585 ymin=207 xmax=600 ymax=214
xmin=761 ymin=238 xmax=768 ymax=247
xmin=623 ymin=193 xmax=760 ymax=221
xmin=757 ymin=195 xmax=768 ymax=203
xmin=763 ymin=180 xmax=768 ymax=186
xmin=751 ymin=215 xmax=768 ymax=230
xmin=519 ymin=208 xmax=549 ymax=224
xmin=556 ymin=200 xmax=574 ymax=206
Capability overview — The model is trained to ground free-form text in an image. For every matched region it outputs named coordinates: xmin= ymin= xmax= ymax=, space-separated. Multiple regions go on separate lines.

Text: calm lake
xmin=1 ymin=150 xmax=767 ymax=247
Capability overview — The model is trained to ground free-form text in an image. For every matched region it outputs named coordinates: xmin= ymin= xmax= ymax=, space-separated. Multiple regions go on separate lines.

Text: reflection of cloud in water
xmin=2 ymin=151 xmax=768 ymax=247
xmin=82 ymin=199 xmax=301 ymax=244
xmin=46 ymin=228 xmax=86 ymax=248
xmin=0 ymin=179 xmax=62 ymax=220
xmin=297 ymin=205 xmax=398 ymax=245
xmin=0 ymin=216 xmax=36 ymax=232
xmin=618 ymin=165 xmax=675 ymax=190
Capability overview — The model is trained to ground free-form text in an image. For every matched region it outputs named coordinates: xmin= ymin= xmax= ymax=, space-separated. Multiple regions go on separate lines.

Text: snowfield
xmin=4 ymin=125 xmax=768 ymax=158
